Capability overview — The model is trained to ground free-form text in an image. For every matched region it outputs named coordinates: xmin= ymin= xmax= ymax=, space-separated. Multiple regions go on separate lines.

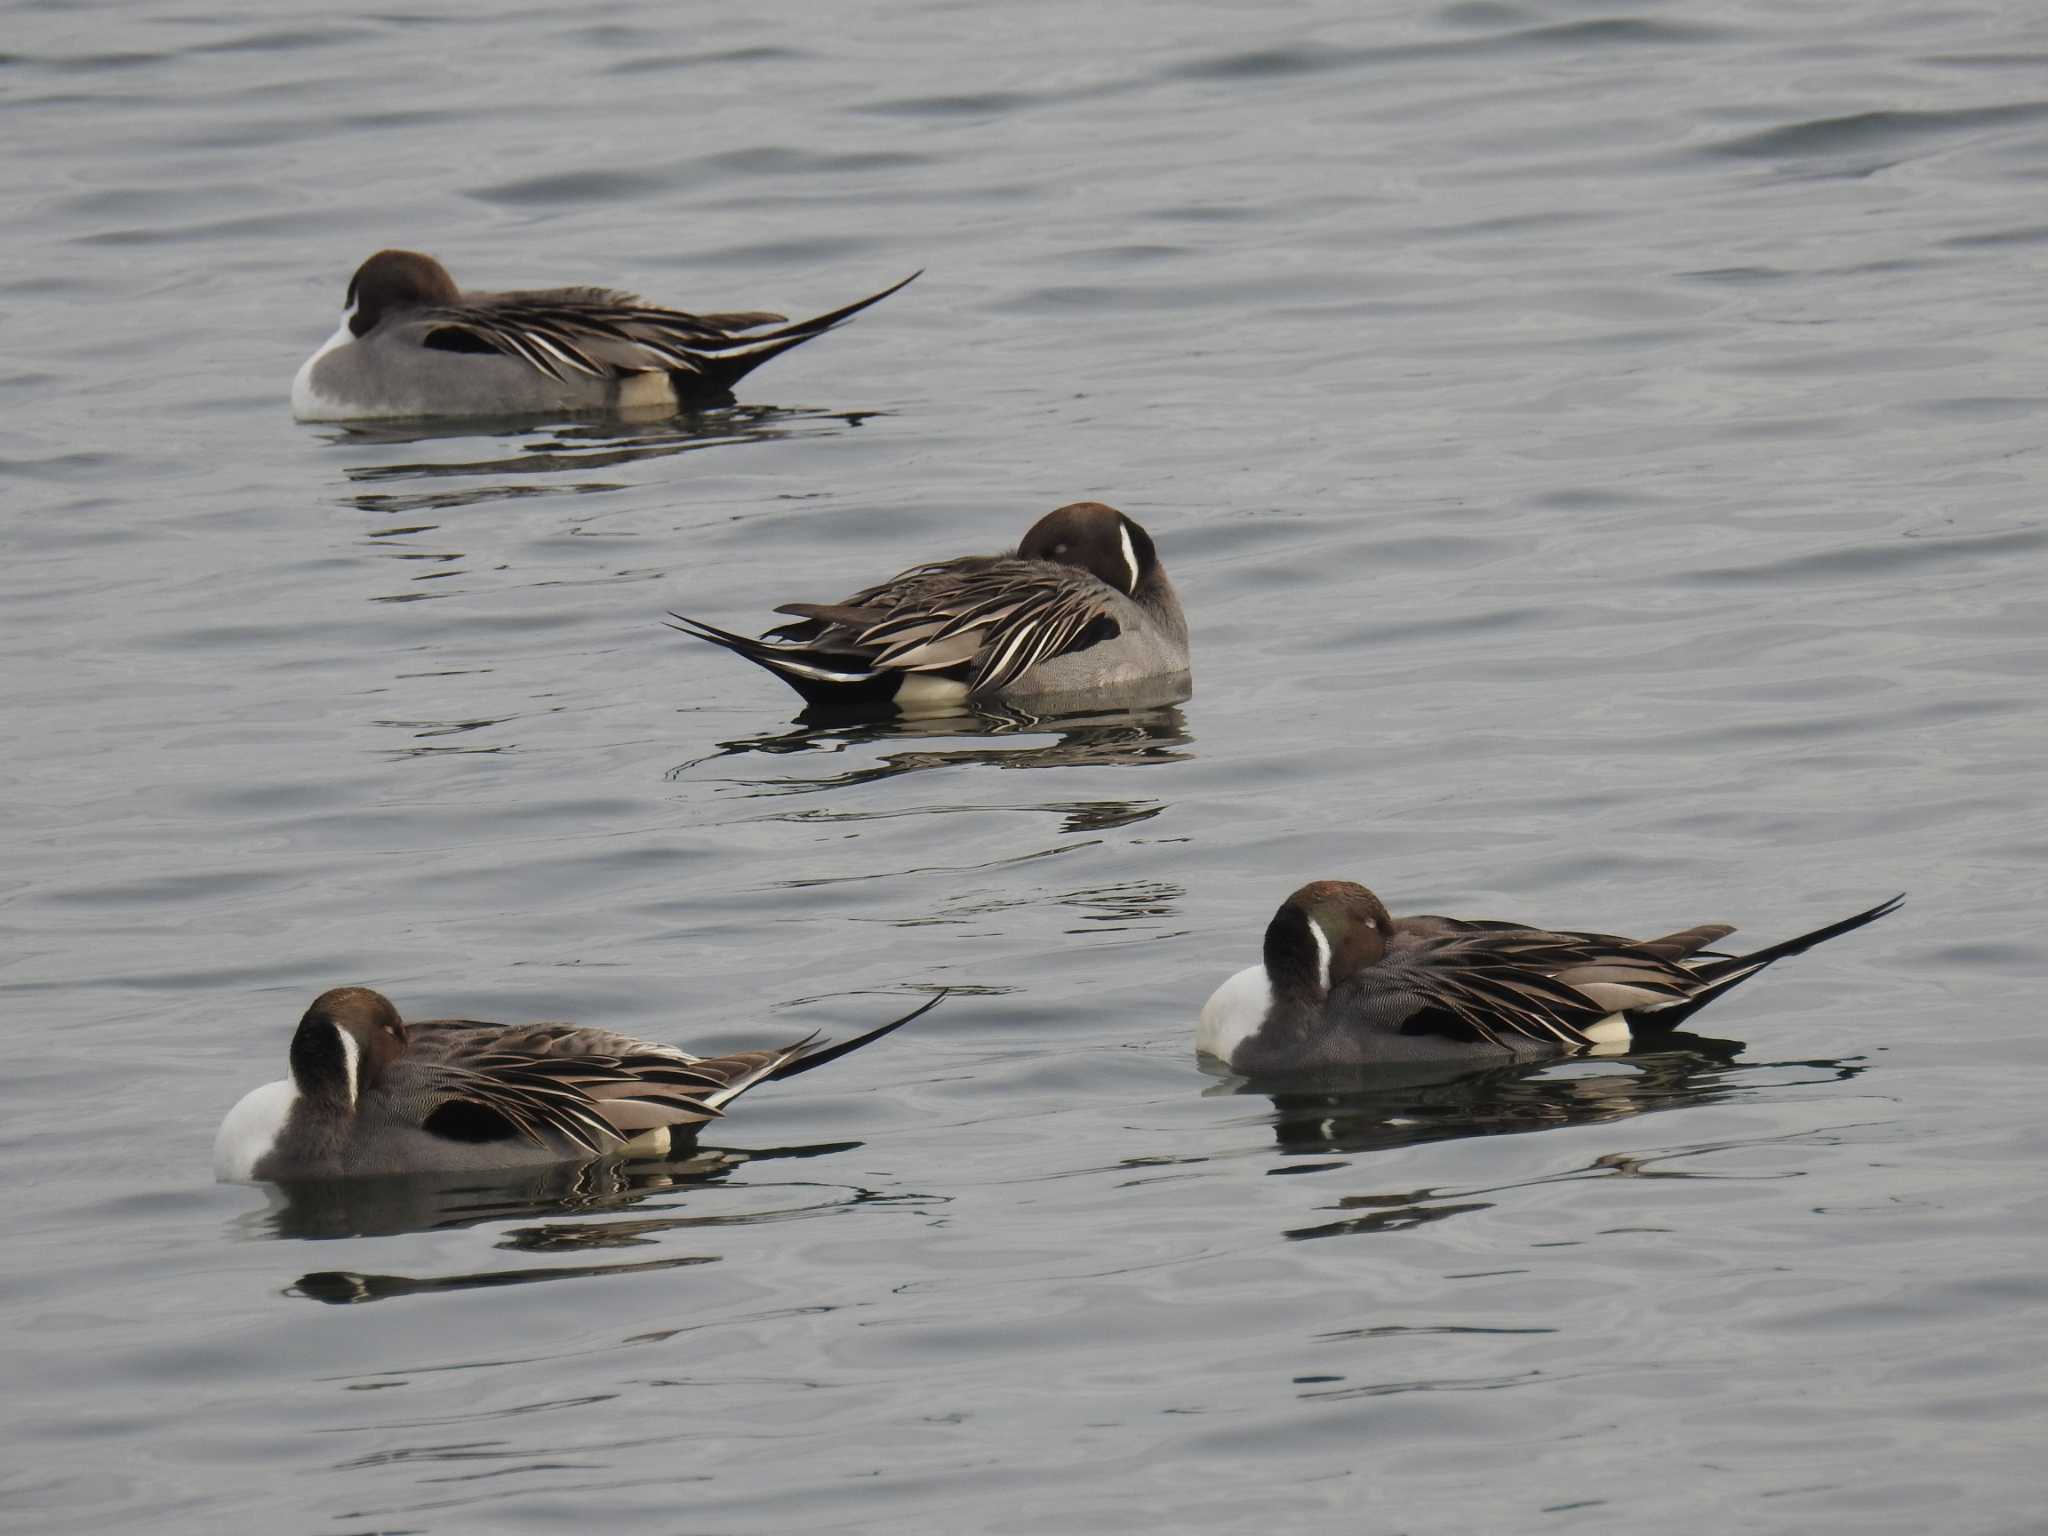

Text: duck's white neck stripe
xmin=335 ymin=1023 xmax=361 ymax=1110
xmin=1117 ymin=522 xmax=1140 ymax=594
xmin=1308 ymin=915 xmax=1332 ymax=993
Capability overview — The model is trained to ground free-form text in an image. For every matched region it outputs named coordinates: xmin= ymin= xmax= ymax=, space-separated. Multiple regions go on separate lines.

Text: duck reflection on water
xmin=252 ymin=1138 xmax=921 ymax=1303
xmin=1209 ymin=1042 xmax=1868 ymax=1243
xmin=253 ymin=1132 xmax=886 ymax=1234
xmin=669 ymin=696 xmax=1192 ymax=797
xmin=338 ymin=404 xmax=882 ymax=515
xmin=1208 ymin=1037 xmax=1865 ymax=1157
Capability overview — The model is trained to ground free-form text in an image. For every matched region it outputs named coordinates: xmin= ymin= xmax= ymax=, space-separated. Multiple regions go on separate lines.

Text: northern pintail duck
xmin=669 ymin=502 xmax=1191 ymax=714
xmin=215 ymin=986 xmax=941 ymax=1181
xmin=291 ymin=250 xmax=918 ymax=421
xmin=1198 ymin=882 xmax=1902 ymax=1074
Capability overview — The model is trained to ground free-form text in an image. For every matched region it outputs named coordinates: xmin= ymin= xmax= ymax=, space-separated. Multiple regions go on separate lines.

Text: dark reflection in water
xmin=1211 ymin=1042 xmax=1868 ymax=1243
xmin=328 ymin=405 xmax=886 ymax=610
xmin=253 ymin=1148 xmax=744 ymax=1243
xmin=245 ymin=1137 xmax=871 ymax=1240
xmin=247 ymin=1140 xmax=945 ymax=1305
xmin=373 ymin=712 xmax=520 ymax=758
xmin=867 ymin=874 xmax=1185 ymax=935
xmin=1292 ymin=1368 xmax=1545 ymax=1402
xmin=293 ymin=1253 xmax=719 ymax=1305
xmin=1281 ymin=1118 xmax=1855 ymax=1246
xmin=668 ymin=700 xmax=1193 ymax=800
xmin=1057 ymin=879 xmax=1182 ymax=928
xmin=330 ymin=405 xmax=883 ymax=515
xmin=1229 ymin=1038 xmax=1865 ymax=1158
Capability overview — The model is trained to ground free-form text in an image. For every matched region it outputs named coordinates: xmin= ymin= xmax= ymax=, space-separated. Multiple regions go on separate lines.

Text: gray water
xmin=5 ymin=1 xmax=2046 ymax=1530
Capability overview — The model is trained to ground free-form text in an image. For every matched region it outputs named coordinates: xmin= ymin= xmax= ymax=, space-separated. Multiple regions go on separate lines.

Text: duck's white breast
xmin=212 ymin=1078 xmax=297 ymax=1182
xmin=1196 ymin=964 xmax=1271 ymax=1065
xmin=289 ymin=316 xmax=358 ymax=421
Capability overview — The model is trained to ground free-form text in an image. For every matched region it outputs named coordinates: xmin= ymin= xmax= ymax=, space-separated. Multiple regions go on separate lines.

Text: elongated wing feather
xmin=679 ymin=556 xmax=1122 ymax=702
xmin=1375 ymin=929 xmax=1714 ymax=1049
xmin=408 ymin=271 xmax=919 ymax=386
xmin=394 ymin=995 xmax=941 ymax=1155
xmin=1363 ymin=898 xmax=1900 ymax=1051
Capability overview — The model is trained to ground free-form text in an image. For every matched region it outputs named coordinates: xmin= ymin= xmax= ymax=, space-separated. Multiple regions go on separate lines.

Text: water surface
xmin=4 ymin=1 xmax=2046 ymax=1530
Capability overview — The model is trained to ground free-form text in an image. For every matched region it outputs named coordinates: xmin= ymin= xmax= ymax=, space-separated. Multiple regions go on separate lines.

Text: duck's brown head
xmin=289 ymin=985 xmax=410 ymax=1110
xmin=345 ymin=250 xmax=461 ymax=336
xmin=1262 ymin=880 xmax=1394 ymax=1000
xmin=1018 ymin=502 xmax=1160 ymax=597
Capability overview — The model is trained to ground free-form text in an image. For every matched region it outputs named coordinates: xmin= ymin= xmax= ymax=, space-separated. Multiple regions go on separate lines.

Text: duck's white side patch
xmin=290 ymin=309 xmax=357 ymax=421
xmin=1197 ymin=964 xmax=1272 ymax=1066
xmin=213 ymin=1079 xmax=297 ymax=1182
xmin=894 ymin=672 xmax=973 ymax=715
xmin=1580 ymin=1012 xmax=1633 ymax=1046
xmin=1307 ymin=916 xmax=1333 ymax=993
xmin=1117 ymin=522 xmax=1141 ymax=594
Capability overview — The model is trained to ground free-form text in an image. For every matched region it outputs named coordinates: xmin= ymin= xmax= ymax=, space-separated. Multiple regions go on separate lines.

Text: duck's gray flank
xmin=215 ymin=987 xmax=943 ymax=1181
xmin=1199 ymin=882 xmax=1902 ymax=1075
xmin=670 ymin=501 xmax=1191 ymax=714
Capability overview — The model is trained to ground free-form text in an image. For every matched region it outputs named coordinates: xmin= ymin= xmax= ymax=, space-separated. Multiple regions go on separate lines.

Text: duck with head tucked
xmin=1199 ymin=881 xmax=1901 ymax=1075
xmin=292 ymin=249 xmax=918 ymax=421
xmin=215 ymin=986 xmax=942 ymax=1181
xmin=670 ymin=501 xmax=1190 ymax=715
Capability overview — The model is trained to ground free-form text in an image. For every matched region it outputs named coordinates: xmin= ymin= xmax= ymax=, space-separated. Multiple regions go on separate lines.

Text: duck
xmin=668 ymin=502 xmax=1191 ymax=715
xmin=1197 ymin=881 xmax=1902 ymax=1074
xmin=214 ymin=986 xmax=942 ymax=1181
xmin=291 ymin=249 xmax=918 ymax=421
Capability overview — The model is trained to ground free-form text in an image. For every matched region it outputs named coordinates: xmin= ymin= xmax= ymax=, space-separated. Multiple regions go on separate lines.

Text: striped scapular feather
xmin=399 ymin=994 xmax=943 ymax=1155
xmin=416 ymin=269 xmax=920 ymax=386
xmin=1389 ymin=928 xmax=1723 ymax=1048
xmin=675 ymin=557 xmax=1121 ymax=700
xmin=670 ymin=503 xmax=1187 ymax=713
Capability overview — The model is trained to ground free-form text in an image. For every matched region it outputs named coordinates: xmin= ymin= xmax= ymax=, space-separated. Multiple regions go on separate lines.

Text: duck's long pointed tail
xmin=771 ymin=990 xmax=947 ymax=1082
xmin=1634 ymin=893 xmax=1903 ymax=1034
xmin=683 ymin=270 xmax=921 ymax=392
xmin=668 ymin=612 xmax=890 ymax=707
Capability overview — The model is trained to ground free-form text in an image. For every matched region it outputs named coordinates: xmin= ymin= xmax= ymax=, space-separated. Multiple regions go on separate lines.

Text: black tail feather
xmin=771 ymin=990 xmax=947 ymax=1082
xmin=666 ymin=611 xmax=789 ymax=664
xmin=683 ymin=270 xmax=921 ymax=394
xmin=1632 ymin=894 xmax=1903 ymax=1035
xmin=668 ymin=612 xmax=900 ymax=709
xmin=744 ymin=269 xmax=923 ymax=345
xmin=1690 ymin=894 xmax=1905 ymax=984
